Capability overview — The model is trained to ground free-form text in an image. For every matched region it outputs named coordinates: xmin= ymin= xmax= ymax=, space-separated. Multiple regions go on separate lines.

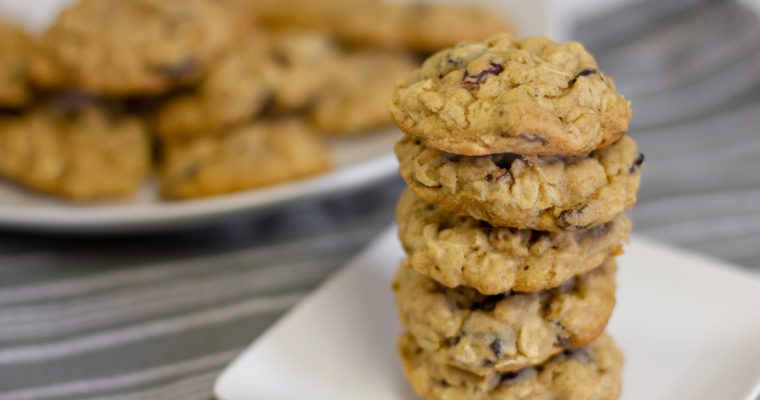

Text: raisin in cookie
xmin=309 ymin=50 xmax=415 ymax=135
xmin=393 ymin=259 xmax=616 ymax=375
xmin=156 ymin=30 xmax=337 ymax=138
xmin=399 ymin=332 xmax=622 ymax=400
xmin=30 ymin=0 xmax=241 ymax=95
xmin=0 ymin=105 xmax=150 ymax=201
xmin=0 ymin=19 xmax=33 ymax=108
xmin=396 ymin=135 xmax=642 ymax=231
xmin=397 ymin=189 xmax=629 ymax=294
xmin=160 ymin=119 xmax=330 ymax=199
xmin=389 ymin=34 xmax=631 ymax=156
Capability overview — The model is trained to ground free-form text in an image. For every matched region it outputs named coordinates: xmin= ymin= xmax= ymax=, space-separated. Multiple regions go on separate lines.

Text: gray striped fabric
xmin=0 ymin=183 xmax=402 ymax=399
xmin=2 ymin=0 xmax=760 ymax=398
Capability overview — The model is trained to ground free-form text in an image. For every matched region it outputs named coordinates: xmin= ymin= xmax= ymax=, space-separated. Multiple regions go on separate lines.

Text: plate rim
xmin=0 ymin=153 xmax=397 ymax=234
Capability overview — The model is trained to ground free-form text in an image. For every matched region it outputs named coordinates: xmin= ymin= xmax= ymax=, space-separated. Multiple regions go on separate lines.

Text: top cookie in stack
xmin=391 ymin=34 xmax=641 ymax=232
xmin=389 ymin=34 xmax=643 ymax=400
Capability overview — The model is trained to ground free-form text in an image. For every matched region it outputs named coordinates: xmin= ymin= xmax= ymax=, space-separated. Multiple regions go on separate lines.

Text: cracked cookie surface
xmin=393 ymin=259 xmax=616 ymax=375
xmin=396 ymin=135 xmax=642 ymax=231
xmin=399 ymin=332 xmax=622 ymax=400
xmin=160 ymin=118 xmax=330 ymax=199
xmin=397 ymin=189 xmax=629 ymax=294
xmin=0 ymin=105 xmax=150 ymax=201
xmin=389 ymin=34 xmax=631 ymax=156
xmin=30 ymin=0 xmax=241 ymax=95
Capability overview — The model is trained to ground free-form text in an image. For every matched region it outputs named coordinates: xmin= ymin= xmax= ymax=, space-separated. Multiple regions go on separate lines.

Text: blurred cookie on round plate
xmin=156 ymin=30 xmax=338 ymax=139
xmin=0 ymin=19 xmax=34 ymax=108
xmin=30 ymin=0 xmax=243 ymax=95
xmin=159 ymin=118 xmax=331 ymax=199
xmin=0 ymin=102 xmax=150 ymax=201
xmin=309 ymin=50 xmax=415 ymax=135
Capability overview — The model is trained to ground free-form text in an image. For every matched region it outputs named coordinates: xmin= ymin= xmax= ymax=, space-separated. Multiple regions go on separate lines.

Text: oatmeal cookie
xmin=397 ymin=189 xmax=629 ymax=294
xmin=0 ymin=105 xmax=150 ymax=200
xmin=156 ymin=30 xmax=337 ymax=138
xmin=248 ymin=0 xmax=406 ymax=48
xmin=160 ymin=118 xmax=331 ymax=199
xmin=330 ymin=1 xmax=410 ymax=49
xmin=250 ymin=0 xmax=509 ymax=53
xmin=0 ymin=19 xmax=33 ymax=108
xmin=154 ymin=35 xmax=280 ymax=139
xmin=393 ymin=259 xmax=616 ymax=375
xmin=389 ymin=34 xmax=631 ymax=156
xmin=401 ymin=3 xmax=511 ymax=53
xmin=396 ymin=135 xmax=643 ymax=231
xmin=268 ymin=30 xmax=339 ymax=111
xmin=30 ymin=0 xmax=241 ymax=95
xmin=310 ymin=50 xmax=415 ymax=135
xmin=247 ymin=0 xmax=346 ymax=31
xmin=399 ymin=332 xmax=623 ymax=400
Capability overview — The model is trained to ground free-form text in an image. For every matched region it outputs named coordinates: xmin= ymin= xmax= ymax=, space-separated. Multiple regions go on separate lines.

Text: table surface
xmin=2 ymin=0 xmax=760 ymax=399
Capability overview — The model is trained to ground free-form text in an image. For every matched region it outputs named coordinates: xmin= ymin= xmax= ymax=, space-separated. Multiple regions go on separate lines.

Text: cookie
xmin=389 ymin=34 xmax=631 ymax=156
xmin=251 ymin=0 xmax=509 ymax=53
xmin=399 ymin=332 xmax=622 ymax=400
xmin=248 ymin=0 xmax=345 ymax=31
xmin=154 ymin=34 xmax=280 ymax=139
xmin=249 ymin=0 xmax=405 ymax=48
xmin=309 ymin=50 xmax=415 ymax=135
xmin=0 ymin=20 xmax=33 ymax=108
xmin=159 ymin=118 xmax=331 ymax=199
xmin=393 ymin=259 xmax=616 ymax=375
xmin=330 ymin=1 xmax=410 ymax=50
xmin=0 ymin=105 xmax=150 ymax=201
xmin=336 ymin=3 xmax=510 ymax=52
xmin=29 ymin=0 xmax=241 ymax=95
xmin=401 ymin=3 xmax=511 ymax=53
xmin=397 ymin=189 xmax=629 ymax=294
xmin=268 ymin=30 xmax=339 ymax=111
xmin=396 ymin=135 xmax=642 ymax=231
xmin=156 ymin=30 xmax=337 ymax=139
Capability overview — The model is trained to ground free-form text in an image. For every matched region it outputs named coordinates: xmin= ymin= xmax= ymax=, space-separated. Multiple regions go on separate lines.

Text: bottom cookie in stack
xmin=399 ymin=332 xmax=623 ymax=400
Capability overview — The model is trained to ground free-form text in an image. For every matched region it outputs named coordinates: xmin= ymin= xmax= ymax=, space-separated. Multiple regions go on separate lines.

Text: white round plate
xmin=0 ymin=131 xmax=401 ymax=233
xmin=0 ymin=0 xmax=548 ymax=233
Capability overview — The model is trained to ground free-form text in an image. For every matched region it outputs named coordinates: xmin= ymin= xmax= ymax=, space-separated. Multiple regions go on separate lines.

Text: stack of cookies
xmin=389 ymin=34 xmax=643 ymax=399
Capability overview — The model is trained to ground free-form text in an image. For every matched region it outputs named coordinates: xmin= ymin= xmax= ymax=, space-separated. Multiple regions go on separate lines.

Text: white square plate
xmin=215 ymin=227 xmax=760 ymax=400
